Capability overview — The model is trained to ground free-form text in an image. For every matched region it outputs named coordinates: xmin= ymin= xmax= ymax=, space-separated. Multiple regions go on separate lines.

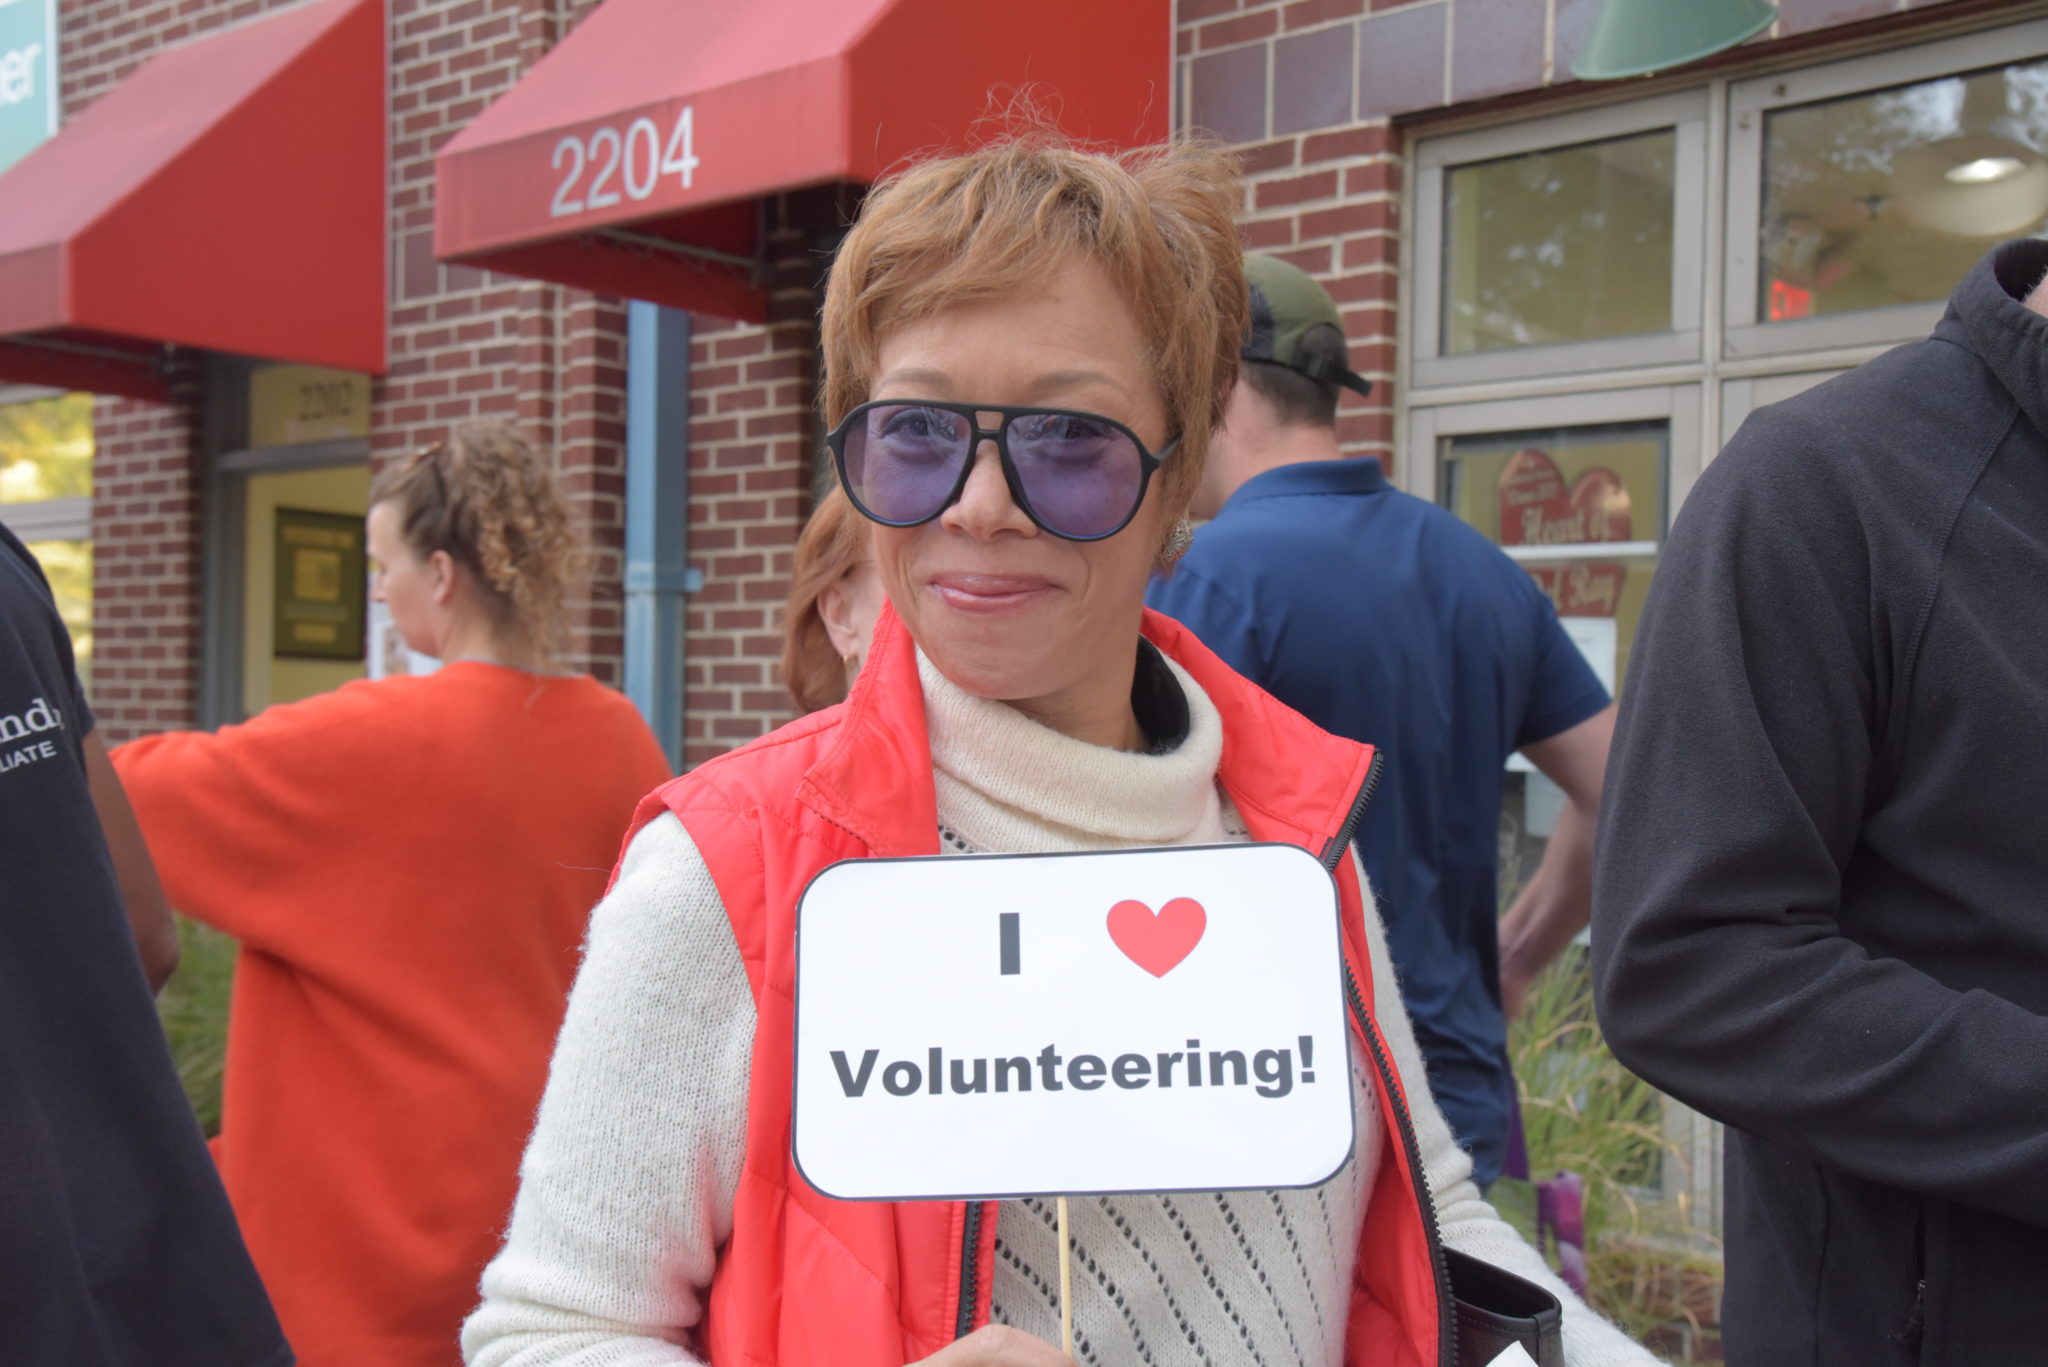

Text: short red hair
xmin=820 ymin=134 xmax=1247 ymax=522
xmin=779 ymin=487 xmax=871 ymax=715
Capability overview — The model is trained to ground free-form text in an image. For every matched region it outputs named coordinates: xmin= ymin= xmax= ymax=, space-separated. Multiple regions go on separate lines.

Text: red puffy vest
xmin=621 ymin=603 xmax=1452 ymax=1365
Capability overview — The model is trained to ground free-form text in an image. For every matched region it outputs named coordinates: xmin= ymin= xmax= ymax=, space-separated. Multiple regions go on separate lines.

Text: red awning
xmin=435 ymin=0 xmax=1169 ymax=321
xmin=0 ymin=0 xmax=384 ymax=402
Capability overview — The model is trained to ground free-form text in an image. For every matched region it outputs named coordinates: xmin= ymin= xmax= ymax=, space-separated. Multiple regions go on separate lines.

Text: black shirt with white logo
xmin=0 ymin=525 xmax=290 ymax=1365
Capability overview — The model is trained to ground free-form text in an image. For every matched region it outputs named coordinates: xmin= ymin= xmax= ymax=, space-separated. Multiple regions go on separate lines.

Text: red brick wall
xmin=62 ymin=0 xmax=1986 ymax=750
xmin=59 ymin=0 xmax=303 ymax=107
xmin=680 ymin=220 xmax=822 ymax=768
xmin=661 ymin=0 xmax=1989 ymax=767
xmin=384 ymin=0 xmax=630 ymax=679
xmin=75 ymin=0 xmax=629 ymax=740
xmin=62 ymin=0 xmax=307 ymax=741
xmin=1173 ymin=0 xmax=1973 ymax=488
xmin=88 ymin=371 xmax=204 ymax=738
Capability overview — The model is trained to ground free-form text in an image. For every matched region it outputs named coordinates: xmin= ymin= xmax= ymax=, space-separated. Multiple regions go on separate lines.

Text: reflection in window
xmin=1442 ymin=130 xmax=1677 ymax=354
xmin=1440 ymin=422 xmax=1666 ymax=689
xmin=0 ymin=394 xmax=94 ymax=503
xmin=1762 ymin=59 xmax=2048 ymax=320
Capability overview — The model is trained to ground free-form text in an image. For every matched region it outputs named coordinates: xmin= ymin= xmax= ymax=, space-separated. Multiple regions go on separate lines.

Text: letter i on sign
xmin=999 ymin=912 xmax=1020 ymax=975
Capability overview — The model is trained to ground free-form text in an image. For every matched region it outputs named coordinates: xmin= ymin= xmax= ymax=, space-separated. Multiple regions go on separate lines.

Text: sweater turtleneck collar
xmin=918 ymin=640 xmax=1228 ymax=854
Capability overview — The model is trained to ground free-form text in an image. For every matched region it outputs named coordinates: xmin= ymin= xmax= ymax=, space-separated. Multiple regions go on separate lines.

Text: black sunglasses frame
xmin=826 ymin=400 xmax=1179 ymax=543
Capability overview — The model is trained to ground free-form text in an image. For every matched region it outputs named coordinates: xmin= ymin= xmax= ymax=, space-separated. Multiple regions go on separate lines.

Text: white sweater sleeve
xmin=463 ymin=814 xmax=754 ymax=1367
xmin=1350 ymin=852 xmax=1663 ymax=1367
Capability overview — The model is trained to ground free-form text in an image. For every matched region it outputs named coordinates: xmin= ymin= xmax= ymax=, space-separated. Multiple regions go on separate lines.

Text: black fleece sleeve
xmin=1590 ymin=410 xmax=2048 ymax=1227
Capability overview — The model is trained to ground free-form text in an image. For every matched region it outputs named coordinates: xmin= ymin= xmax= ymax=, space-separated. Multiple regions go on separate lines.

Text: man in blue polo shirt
xmin=1149 ymin=256 xmax=1617 ymax=1187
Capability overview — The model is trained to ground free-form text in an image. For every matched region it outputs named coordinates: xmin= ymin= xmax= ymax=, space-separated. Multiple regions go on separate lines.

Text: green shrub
xmin=155 ymin=915 xmax=235 ymax=1136
xmin=1508 ymin=946 xmax=1723 ymax=1352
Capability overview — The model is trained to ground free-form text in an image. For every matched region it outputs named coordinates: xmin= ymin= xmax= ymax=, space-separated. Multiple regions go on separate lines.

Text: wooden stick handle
xmin=1056 ymin=1195 xmax=1074 ymax=1358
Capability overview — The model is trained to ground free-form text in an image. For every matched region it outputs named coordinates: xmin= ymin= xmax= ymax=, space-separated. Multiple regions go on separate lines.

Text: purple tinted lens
xmin=844 ymin=405 xmax=971 ymax=523
xmin=1006 ymin=412 xmax=1145 ymax=538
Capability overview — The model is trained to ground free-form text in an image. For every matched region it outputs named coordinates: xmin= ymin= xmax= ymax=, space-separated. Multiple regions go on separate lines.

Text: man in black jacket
xmin=1592 ymin=239 xmax=2048 ymax=1365
xmin=0 ymin=524 xmax=291 ymax=1366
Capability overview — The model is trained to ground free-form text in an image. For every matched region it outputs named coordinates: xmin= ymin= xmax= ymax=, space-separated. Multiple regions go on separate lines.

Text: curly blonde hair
xmin=368 ymin=424 xmax=581 ymax=655
xmin=820 ymin=134 xmax=1248 ymax=526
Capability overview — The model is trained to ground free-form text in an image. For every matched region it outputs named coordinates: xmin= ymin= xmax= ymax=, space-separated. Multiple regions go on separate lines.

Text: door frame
xmin=198 ymin=358 xmax=371 ymax=728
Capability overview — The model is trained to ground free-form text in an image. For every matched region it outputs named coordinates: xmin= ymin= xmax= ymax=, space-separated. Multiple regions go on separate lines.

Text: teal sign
xmin=0 ymin=0 xmax=56 ymax=176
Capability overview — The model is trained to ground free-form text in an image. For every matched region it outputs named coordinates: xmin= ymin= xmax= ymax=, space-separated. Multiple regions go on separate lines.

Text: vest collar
xmin=1141 ymin=608 xmax=1377 ymax=862
xmin=795 ymin=597 xmax=942 ymax=858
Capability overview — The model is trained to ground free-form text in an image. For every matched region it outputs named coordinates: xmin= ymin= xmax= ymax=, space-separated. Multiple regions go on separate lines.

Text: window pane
xmin=1442 ymin=130 xmax=1677 ymax=355
xmin=1760 ymin=58 xmax=2048 ymax=321
xmin=26 ymin=539 xmax=92 ymax=693
xmin=0 ymin=394 xmax=94 ymax=503
xmin=1439 ymin=421 xmax=1665 ymax=690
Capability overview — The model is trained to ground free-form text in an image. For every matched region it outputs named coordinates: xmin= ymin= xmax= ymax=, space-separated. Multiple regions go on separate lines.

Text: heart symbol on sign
xmin=1106 ymin=897 xmax=1207 ymax=977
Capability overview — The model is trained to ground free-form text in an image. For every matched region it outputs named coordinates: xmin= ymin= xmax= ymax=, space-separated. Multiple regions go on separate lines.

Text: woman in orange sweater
xmin=115 ymin=424 xmax=671 ymax=1367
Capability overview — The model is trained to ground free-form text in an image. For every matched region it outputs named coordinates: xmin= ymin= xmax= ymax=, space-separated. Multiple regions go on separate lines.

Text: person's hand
xmin=910 ymin=1325 xmax=1075 ymax=1367
xmin=1501 ymin=961 xmax=1534 ymax=1021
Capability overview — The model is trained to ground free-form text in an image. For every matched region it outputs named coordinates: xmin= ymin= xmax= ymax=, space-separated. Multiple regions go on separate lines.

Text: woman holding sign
xmin=466 ymin=140 xmax=1655 ymax=1367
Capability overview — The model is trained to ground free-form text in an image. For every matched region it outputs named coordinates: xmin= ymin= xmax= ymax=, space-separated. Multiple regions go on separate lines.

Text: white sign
xmin=0 ymin=0 xmax=56 ymax=176
xmin=793 ymin=843 xmax=1356 ymax=1202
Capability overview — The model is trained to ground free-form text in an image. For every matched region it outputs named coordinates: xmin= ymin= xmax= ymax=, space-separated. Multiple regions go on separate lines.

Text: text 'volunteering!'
xmin=830 ymin=1035 xmax=1319 ymax=1101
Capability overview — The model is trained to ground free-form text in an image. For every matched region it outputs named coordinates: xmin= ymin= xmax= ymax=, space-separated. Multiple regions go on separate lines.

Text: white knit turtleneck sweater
xmin=463 ymin=653 xmax=1658 ymax=1367
xmin=930 ymin=649 xmax=1374 ymax=1366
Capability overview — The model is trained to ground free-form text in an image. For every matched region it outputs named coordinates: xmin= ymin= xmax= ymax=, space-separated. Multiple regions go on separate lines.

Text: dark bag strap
xmin=1448 ymin=1248 xmax=1565 ymax=1367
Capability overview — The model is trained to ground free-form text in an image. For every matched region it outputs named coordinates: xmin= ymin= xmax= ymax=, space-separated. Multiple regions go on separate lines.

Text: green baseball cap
xmin=1242 ymin=254 xmax=1373 ymax=398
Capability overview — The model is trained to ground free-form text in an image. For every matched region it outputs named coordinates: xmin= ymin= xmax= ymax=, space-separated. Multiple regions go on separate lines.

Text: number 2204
xmin=551 ymin=106 xmax=698 ymax=218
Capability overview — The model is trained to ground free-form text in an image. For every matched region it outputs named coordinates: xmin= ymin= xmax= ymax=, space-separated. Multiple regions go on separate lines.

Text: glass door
xmin=237 ymin=463 xmax=370 ymax=716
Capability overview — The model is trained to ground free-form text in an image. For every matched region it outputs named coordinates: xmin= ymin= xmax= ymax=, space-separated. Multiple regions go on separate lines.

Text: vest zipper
xmin=1318 ymin=749 xmax=1383 ymax=876
xmin=1324 ymin=753 xmax=1456 ymax=1366
xmin=1345 ymin=960 xmax=1456 ymax=1366
xmin=954 ymin=1199 xmax=985 ymax=1339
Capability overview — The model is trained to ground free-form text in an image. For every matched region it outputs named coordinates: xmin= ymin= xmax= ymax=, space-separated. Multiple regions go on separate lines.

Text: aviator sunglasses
xmin=827 ymin=400 xmax=1179 ymax=542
